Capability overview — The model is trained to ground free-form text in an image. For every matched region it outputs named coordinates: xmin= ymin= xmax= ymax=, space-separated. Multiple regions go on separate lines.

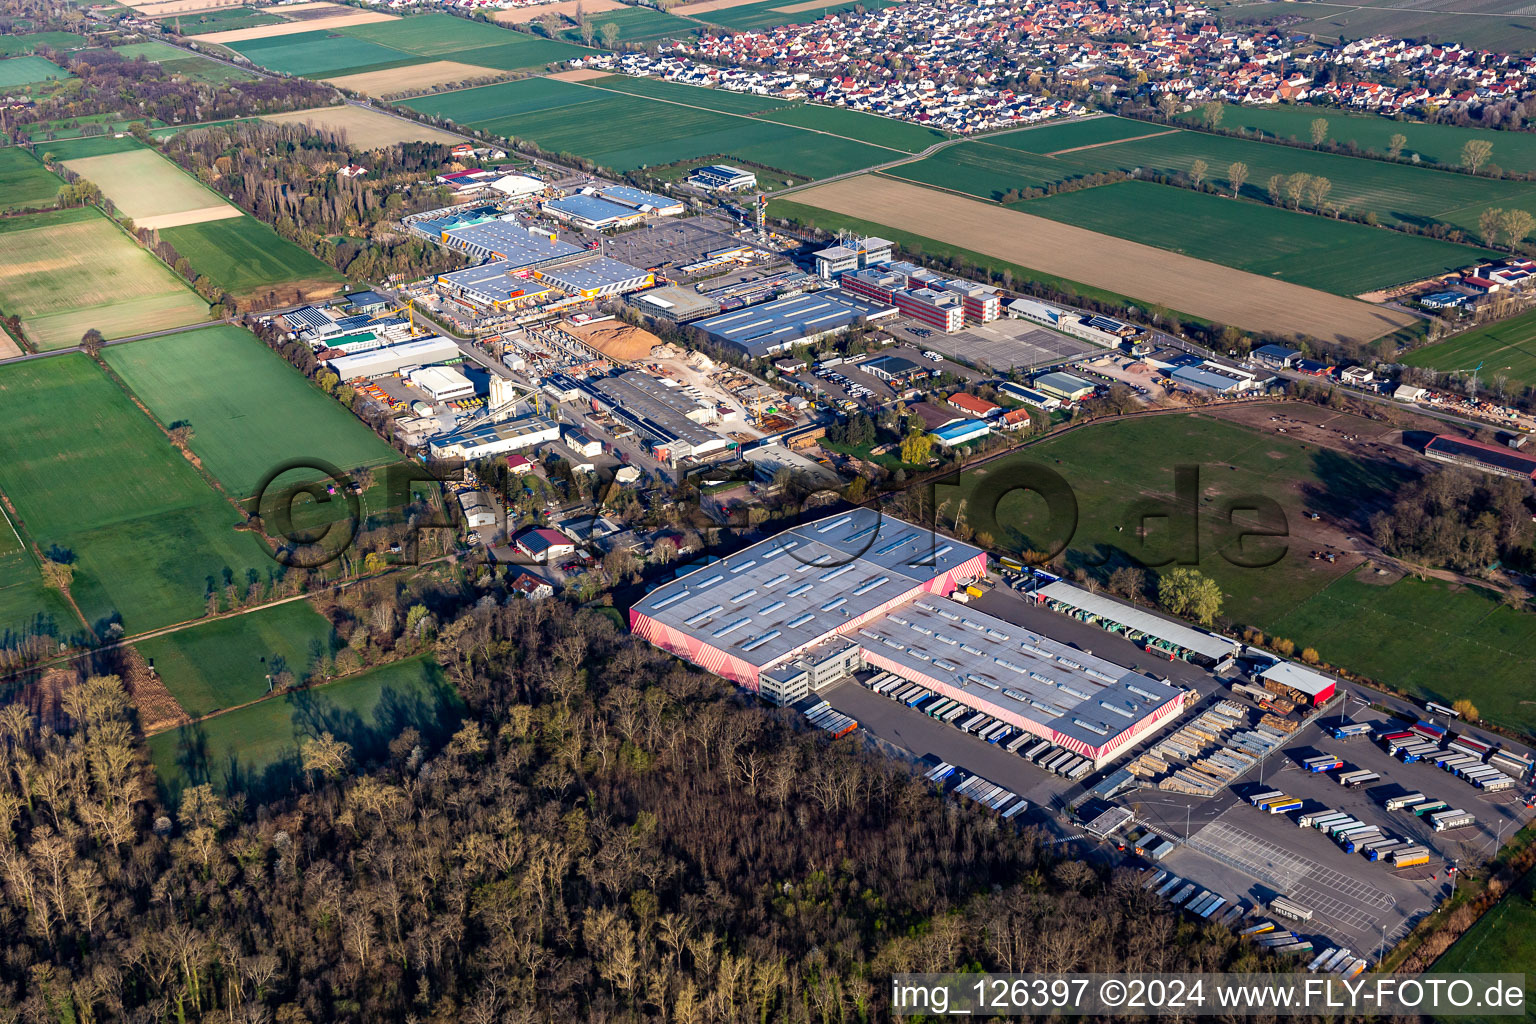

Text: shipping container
xmin=1332 ymin=723 xmax=1373 ymax=740
xmin=1451 ymin=735 xmax=1493 ymax=757
xmin=1304 ymin=756 xmax=1345 ymax=772
xmin=1241 ymin=921 xmax=1276 ymax=936
xmin=1043 ymin=751 xmax=1073 ymax=774
xmin=1002 ymin=800 xmax=1029 ymax=820
xmin=1411 ymin=721 xmax=1448 ymax=742
xmin=1431 ymin=810 xmax=1476 ymax=832
xmin=1342 ymin=771 xmax=1381 ymax=788
xmin=943 ymin=704 xmax=970 ymax=723
xmin=1367 ymin=842 xmax=1407 ymax=862
xmin=1249 ymin=790 xmax=1286 ymax=807
xmin=1156 ymin=877 xmax=1184 ymax=899
xmin=1491 ymin=750 xmax=1534 ymax=777
xmin=1411 ymin=800 xmax=1449 ymax=817
xmin=1024 ymin=739 xmax=1052 ymax=761
xmin=1325 ymin=818 xmax=1364 ymax=837
xmin=1268 ymin=797 xmax=1304 ymax=814
xmin=1385 ymin=793 xmax=1427 ymax=811
xmin=1479 ymin=776 xmax=1516 ymax=793
xmin=1201 ymin=897 xmax=1227 ymax=919
xmin=1068 ymin=759 xmax=1093 ymax=780
xmin=1307 ymin=949 xmax=1335 ymax=972
xmin=1299 ymin=810 xmax=1342 ymax=828
xmin=1005 ymin=732 xmax=1031 ymax=753
xmin=1343 ymin=830 xmax=1383 ymax=853
xmin=1379 ymin=730 xmax=1414 ymax=743
xmin=1170 ymin=885 xmax=1197 ymax=906
xmin=1392 ymin=848 xmax=1430 ymax=867
xmin=1269 ymin=896 xmax=1313 ymax=922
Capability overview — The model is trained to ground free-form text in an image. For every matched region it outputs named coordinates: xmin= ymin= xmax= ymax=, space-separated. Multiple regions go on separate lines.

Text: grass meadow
xmin=0 ymin=55 xmax=69 ymax=89
xmin=0 ymin=148 xmax=61 ymax=211
xmin=160 ymin=217 xmax=342 ymax=298
xmin=104 ymin=324 xmax=402 ymax=499
xmin=148 ymin=655 xmax=463 ymax=802
xmin=0 ymin=355 xmax=271 ymax=634
xmin=135 ymin=599 xmax=341 ymax=717
xmin=1402 ymin=306 xmax=1536 ymax=388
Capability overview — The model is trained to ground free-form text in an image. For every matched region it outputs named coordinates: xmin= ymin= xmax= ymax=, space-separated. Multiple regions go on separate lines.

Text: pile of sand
xmin=564 ymin=319 xmax=665 ymax=361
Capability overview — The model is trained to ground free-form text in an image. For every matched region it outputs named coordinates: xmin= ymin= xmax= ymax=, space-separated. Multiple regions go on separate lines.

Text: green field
xmin=888 ymin=118 xmax=1536 ymax=242
xmin=982 ymin=115 xmax=1172 ymax=153
xmin=0 ymin=31 xmax=84 ymax=56
xmin=165 ymin=6 xmax=283 ymax=32
xmin=559 ymin=6 xmax=700 ymax=41
xmin=104 ymin=324 xmax=402 ymax=498
xmin=1402 ymin=306 xmax=1536 ymax=389
xmin=1433 ymin=867 xmax=1536 ymax=1024
xmin=225 ymin=30 xmax=421 ymax=77
xmin=0 ymin=147 xmax=61 ymax=211
xmin=36 ymin=133 xmax=144 ymax=159
xmin=1268 ymin=569 xmax=1536 ymax=735
xmin=956 ymin=412 xmax=1407 ymax=629
xmin=696 ymin=0 xmax=892 ymax=30
xmin=160 ymin=216 xmax=341 ymax=298
xmin=136 ymin=600 xmax=341 ymax=717
xmin=114 ymin=39 xmax=257 ymax=83
xmin=1017 ymin=181 xmax=1493 ymax=295
xmin=0 ymin=207 xmax=212 ymax=350
xmin=0 ymin=55 xmax=68 ymax=88
xmin=0 ymin=355 xmax=272 ymax=634
xmin=1185 ymin=103 xmax=1536 ymax=175
xmin=148 ymin=655 xmax=463 ymax=802
xmin=224 ymin=14 xmax=591 ymax=77
xmin=1216 ymin=0 xmax=1536 ymax=50
xmin=405 ymin=76 xmax=891 ymax=179
xmin=758 ymin=103 xmax=949 ymax=152
xmin=581 ymin=73 xmax=787 ymax=114
xmin=0 ymin=545 xmax=80 ymax=647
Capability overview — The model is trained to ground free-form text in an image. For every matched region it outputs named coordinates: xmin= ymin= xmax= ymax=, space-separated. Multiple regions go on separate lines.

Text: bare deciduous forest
xmin=0 ymin=596 xmax=1293 ymax=1023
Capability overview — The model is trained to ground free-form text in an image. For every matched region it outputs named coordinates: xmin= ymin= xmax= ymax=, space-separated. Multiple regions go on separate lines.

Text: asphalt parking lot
xmin=599 ymin=217 xmax=748 ymax=270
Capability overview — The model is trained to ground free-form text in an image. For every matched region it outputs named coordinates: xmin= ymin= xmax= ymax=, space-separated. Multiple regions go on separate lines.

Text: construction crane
xmin=1455 ymin=360 xmax=1486 ymax=400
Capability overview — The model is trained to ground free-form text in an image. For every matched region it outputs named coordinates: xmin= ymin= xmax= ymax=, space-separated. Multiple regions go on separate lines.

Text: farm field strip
xmin=0 ymin=148 xmax=62 ymax=212
xmin=60 ymin=148 xmax=243 ymax=228
xmin=261 ymin=105 xmax=463 ymax=147
xmin=1015 ymin=180 xmax=1494 ymax=296
xmin=322 ymin=60 xmax=505 ymax=97
xmin=189 ymin=8 xmax=396 ymax=42
xmin=1401 ymin=304 xmax=1536 ymax=388
xmin=104 ymin=324 xmax=403 ymax=499
xmin=404 ymin=75 xmax=893 ymax=178
xmin=0 ymin=207 xmax=211 ymax=350
xmin=0 ymin=55 xmax=69 ymax=88
xmin=788 ymin=175 xmax=1416 ymax=340
xmin=0 ymin=354 xmax=271 ymax=634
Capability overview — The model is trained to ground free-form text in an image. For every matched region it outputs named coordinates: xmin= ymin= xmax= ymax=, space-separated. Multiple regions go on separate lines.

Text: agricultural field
xmin=0 ymin=355 xmax=271 ymax=634
xmin=61 ymin=146 xmax=242 ymax=229
xmin=1401 ymin=306 xmax=1536 ymax=389
xmin=104 ymin=324 xmax=402 ymax=499
xmin=558 ymin=6 xmax=700 ymax=41
xmin=261 ymin=105 xmax=462 ymax=148
xmin=758 ymin=103 xmax=950 ymax=152
xmin=578 ymin=72 xmax=787 ymax=113
xmin=957 ymin=411 xmax=1407 ymax=628
xmin=1214 ymin=0 xmax=1536 ymax=50
xmin=1267 ymin=569 xmax=1536 ymax=735
xmin=0 ymin=148 xmax=62 ymax=212
xmin=134 ymin=600 xmax=341 ymax=718
xmin=187 ymin=5 xmax=396 ymax=43
xmin=404 ymin=76 xmax=891 ymax=179
xmin=223 ymin=30 xmax=418 ymax=78
xmin=693 ymin=0 xmax=893 ymax=30
xmin=784 ymin=175 xmax=1417 ymax=340
xmin=0 ymin=55 xmax=69 ymax=89
xmin=1184 ymin=103 xmax=1536 ymax=175
xmin=0 ymin=546 xmax=79 ymax=647
xmin=983 ymin=115 xmax=1178 ymax=154
xmin=114 ymin=40 xmax=258 ymax=83
xmin=36 ymin=134 xmax=144 ymax=159
xmin=158 ymin=211 xmax=342 ymax=300
xmin=147 ymin=655 xmax=463 ymax=801
xmin=889 ymin=119 xmax=1536 ymax=243
xmin=24 ymin=111 xmax=160 ymax=141
xmin=1433 ymin=867 xmax=1536 ymax=1019
xmin=159 ymin=5 xmax=283 ymax=32
xmin=1018 ymin=181 xmax=1493 ymax=295
xmin=322 ymin=60 xmax=503 ymax=98
xmin=0 ymin=207 xmax=211 ymax=350
xmin=0 ymin=31 xmax=85 ymax=56
xmin=226 ymin=14 xmax=590 ymax=77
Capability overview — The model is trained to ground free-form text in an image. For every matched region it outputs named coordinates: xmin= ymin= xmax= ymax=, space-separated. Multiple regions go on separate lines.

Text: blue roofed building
xmin=929 ymin=419 xmax=990 ymax=447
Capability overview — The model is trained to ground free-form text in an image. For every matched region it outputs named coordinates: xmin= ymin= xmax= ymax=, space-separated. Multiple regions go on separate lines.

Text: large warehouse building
xmin=631 ymin=510 xmax=1187 ymax=767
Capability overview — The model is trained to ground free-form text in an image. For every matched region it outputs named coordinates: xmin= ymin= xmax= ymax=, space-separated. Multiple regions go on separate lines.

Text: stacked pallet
xmin=1260 ymin=713 xmax=1299 ymax=735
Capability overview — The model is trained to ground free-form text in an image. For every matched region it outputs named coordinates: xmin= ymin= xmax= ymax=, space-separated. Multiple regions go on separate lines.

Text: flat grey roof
xmin=545 ymin=194 xmax=639 ymax=225
xmin=695 ymin=290 xmax=895 ymax=357
xmin=438 ymin=260 xmax=545 ymax=301
xmin=442 ymin=220 xmax=585 ymax=268
xmin=1037 ymin=581 xmax=1238 ymax=661
xmin=856 ymin=598 xmax=1180 ymax=748
xmin=632 ymin=509 xmax=987 ymax=668
xmin=539 ymin=256 xmax=650 ymax=292
xmin=588 ymin=371 xmax=721 ymax=450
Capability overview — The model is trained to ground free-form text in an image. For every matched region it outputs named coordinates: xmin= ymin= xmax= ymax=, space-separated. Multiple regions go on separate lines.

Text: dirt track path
xmin=1044 ymin=128 xmax=1180 ymax=156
